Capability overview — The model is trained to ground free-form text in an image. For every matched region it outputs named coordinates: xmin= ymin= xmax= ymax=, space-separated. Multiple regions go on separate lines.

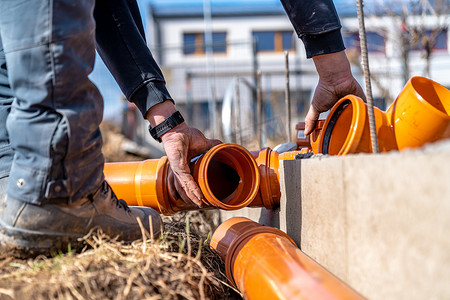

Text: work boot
xmin=0 ymin=181 xmax=163 ymax=257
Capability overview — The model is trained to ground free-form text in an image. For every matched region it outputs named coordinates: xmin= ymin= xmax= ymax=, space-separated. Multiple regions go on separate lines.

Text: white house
xmin=91 ymin=0 xmax=450 ymax=144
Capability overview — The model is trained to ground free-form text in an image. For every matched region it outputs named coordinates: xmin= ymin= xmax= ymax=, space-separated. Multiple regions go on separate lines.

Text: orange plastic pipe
xmin=317 ymin=76 xmax=450 ymax=155
xmin=104 ymin=143 xmax=260 ymax=215
xmin=248 ymin=148 xmax=301 ymax=209
xmin=296 ymin=120 xmax=325 ymax=154
xmin=210 ymin=217 xmax=365 ymax=300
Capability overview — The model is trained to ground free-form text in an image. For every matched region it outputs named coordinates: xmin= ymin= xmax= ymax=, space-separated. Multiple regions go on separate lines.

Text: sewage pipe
xmin=210 ymin=217 xmax=365 ymax=300
xmin=248 ymin=148 xmax=300 ymax=209
xmin=105 ymin=143 xmax=301 ymax=213
xmin=104 ymin=143 xmax=260 ymax=215
xmin=317 ymin=76 xmax=450 ymax=155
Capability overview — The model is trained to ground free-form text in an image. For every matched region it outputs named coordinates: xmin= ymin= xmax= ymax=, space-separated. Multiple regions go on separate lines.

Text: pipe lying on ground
xmin=315 ymin=76 xmax=450 ymax=155
xmin=210 ymin=217 xmax=365 ymax=300
xmin=104 ymin=143 xmax=260 ymax=215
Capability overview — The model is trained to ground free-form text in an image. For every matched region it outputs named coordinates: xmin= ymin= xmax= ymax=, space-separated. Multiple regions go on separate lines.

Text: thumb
xmin=304 ymin=106 xmax=320 ymax=135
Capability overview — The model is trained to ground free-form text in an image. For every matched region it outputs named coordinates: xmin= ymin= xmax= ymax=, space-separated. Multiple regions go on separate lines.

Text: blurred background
xmin=91 ymin=0 xmax=450 ymax=157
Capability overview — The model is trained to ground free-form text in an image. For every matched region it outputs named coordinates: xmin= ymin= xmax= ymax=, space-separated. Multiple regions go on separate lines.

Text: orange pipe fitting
xmin=249 ymin=148 xmax=301 ymax=209
xmin=296 ymin=120 xmax=325 ymax=153
xmin=318 ymin=76 xmax=450 ymax=155
xmin=104 ymin=143 xmax=260 ymax=215
xmin=210 ymin=217 xmax=364 ymax=300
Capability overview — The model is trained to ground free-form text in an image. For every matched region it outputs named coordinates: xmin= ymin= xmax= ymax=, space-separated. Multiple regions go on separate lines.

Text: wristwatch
xmin=148 ymin=111 xmax=185 ymax=142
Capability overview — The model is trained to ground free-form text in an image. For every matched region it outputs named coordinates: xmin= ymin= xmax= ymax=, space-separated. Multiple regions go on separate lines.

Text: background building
xmin=90 ymin=0 xmax=450 ymax=148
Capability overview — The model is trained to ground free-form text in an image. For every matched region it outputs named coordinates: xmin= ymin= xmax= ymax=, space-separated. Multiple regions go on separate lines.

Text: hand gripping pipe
xmin=210 ymin=217 xmax=365 ymax=300
xmin=104 ymin=144 xmax=300 ymax=213
xmin=316 ymin=76 xmax=450 ymax=155
xmin=104 ymin=143 xmax=260 ymax=215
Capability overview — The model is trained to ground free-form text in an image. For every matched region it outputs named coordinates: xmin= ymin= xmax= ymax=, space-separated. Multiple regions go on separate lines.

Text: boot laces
xmin=89 ymin=181 xmax=131 ymax=214
xmin=116 ymin=198 xmax=131 ymax=213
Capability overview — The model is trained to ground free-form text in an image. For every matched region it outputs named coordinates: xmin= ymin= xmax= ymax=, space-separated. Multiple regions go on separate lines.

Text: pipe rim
xmin=198 ymin=143 xmax=260 ymax=210
xmin=320 ymin=95 xmax=367 ymax=155
xmin=255 ymin=148 xmax=274 ymax=209
xmin=409 ymin=76 xmax=450 ymax=120
xmin=155 ymin=157 xmax=174 ymax=215
xmin=211 ymin=217 xmax=296 ymax=287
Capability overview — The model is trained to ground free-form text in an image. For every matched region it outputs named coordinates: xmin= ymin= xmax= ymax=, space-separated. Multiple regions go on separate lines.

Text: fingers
xmin=162 ymin=125 xmax=221 ymax=207
xmin=171 ymin=158 xmax=203 ymax=207
xmin=168 ymin=168 xmax=200 ymax=207
xmin=304 ymin=106 xmax=320 ymax=135
xmin=353 ymin=82 xmax=366 ymax=101
xmin=174 ymin=173 xmax=203 ymax=207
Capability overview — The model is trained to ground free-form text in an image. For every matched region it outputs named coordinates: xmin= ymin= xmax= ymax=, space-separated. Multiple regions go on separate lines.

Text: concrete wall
xmin=220 ymin=140 xmax=450 ymax=300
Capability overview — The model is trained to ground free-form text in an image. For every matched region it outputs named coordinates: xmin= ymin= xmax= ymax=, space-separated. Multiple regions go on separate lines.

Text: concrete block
xmin=343 ymin=149 xmax=450 ymax=300
xmin=279 ymin=159 xmax=302 ymax=246
xmin=299 ymin=155 xmax=349 ymax=281
xmin=291 ymin=141 xmax=450 ymax=300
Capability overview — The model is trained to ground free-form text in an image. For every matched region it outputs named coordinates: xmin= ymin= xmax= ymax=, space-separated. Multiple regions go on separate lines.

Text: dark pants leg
xmin=0 ymin=0 xmax=104 ymax=204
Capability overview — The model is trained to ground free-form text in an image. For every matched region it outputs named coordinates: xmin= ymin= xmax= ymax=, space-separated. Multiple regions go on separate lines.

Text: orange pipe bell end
xmin=318 ymin=95 xmax=395 ymax=155
xmin=193 ymin=143 xmax=260 ymax=210
xmin=104 ymin=143 xmax=260 ymax=215
xmin=210 ymin=217 xmax=365 ymax=300
xmin=249 ymin=148 xmax=301 ymax=209
xmin=318 ymin=76 xmax=450 ymax=155
xmin=386 ymin=76 xmax=450 ymax=149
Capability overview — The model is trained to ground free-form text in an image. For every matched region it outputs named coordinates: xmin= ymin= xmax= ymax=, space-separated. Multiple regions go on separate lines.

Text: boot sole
xmin=0 ymin=220 xmax=85 ymax=258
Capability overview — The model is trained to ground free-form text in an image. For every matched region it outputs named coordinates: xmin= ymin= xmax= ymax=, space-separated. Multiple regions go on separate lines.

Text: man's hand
xmin=146 ymin=101 xmax=221 ymax=207
xmin=306 ymin=51 xmax=365 ymax=135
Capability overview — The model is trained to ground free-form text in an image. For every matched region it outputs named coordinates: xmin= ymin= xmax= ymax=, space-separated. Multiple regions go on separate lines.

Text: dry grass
xmin=0 ymin=211 xmax=241 ymax=300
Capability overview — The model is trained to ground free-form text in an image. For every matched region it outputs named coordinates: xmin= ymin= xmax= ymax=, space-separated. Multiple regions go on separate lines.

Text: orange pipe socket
xmin=318 ymin=76 xmax=450 ymax=155
xmin=210 ymin=217 xmax=364 ymax=300
xmin=296 ymin=120 xmax=325 ymax=153
xmin=104 ymin=143 xmax=260 ymax=215
xmin=249 ymin=148 xmax=301 ymax=209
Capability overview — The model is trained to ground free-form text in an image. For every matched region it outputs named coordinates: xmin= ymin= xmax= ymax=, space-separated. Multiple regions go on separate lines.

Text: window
xmin=183 ymin=32 xmax=227 ymax=55
xmin=343 ymin=31 xmax=385 ymax=53
xmin=252 ymin=30 xmax=295 ymax=52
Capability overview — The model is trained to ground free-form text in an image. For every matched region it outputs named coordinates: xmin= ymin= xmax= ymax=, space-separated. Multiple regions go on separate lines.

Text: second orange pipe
xmin=210 ymin=217 xmax=364 ymax=300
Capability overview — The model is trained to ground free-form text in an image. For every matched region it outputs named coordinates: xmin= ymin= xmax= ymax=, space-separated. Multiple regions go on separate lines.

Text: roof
xmin=147 ymin=0 xmax=415 ymax=18
xmin=149 ymin=0 xmax=285 ymax=18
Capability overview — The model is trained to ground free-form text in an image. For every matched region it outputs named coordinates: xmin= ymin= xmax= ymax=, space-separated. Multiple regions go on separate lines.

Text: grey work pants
xmin=0 ymin=0 xmax=171 ymax=205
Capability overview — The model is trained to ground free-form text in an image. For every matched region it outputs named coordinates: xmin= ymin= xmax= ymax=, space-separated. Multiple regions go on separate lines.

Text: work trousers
xmin=0 ymin=0 xmax=170 ymax=204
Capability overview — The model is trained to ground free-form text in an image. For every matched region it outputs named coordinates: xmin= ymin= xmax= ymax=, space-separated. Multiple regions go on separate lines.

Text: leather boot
xmin=0 ymin=181 xmax=163 ymax=257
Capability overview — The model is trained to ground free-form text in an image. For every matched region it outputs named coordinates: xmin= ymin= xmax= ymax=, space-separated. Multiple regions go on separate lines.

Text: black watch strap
xmin=148 ymin=111 xmax=185 ymax=142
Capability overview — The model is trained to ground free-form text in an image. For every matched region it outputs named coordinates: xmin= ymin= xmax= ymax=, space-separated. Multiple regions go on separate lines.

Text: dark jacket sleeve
xmin=280 ymin=0 xmax=345 ymax=58
xmin=94 ymin=0 xmax=173 ymax=118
